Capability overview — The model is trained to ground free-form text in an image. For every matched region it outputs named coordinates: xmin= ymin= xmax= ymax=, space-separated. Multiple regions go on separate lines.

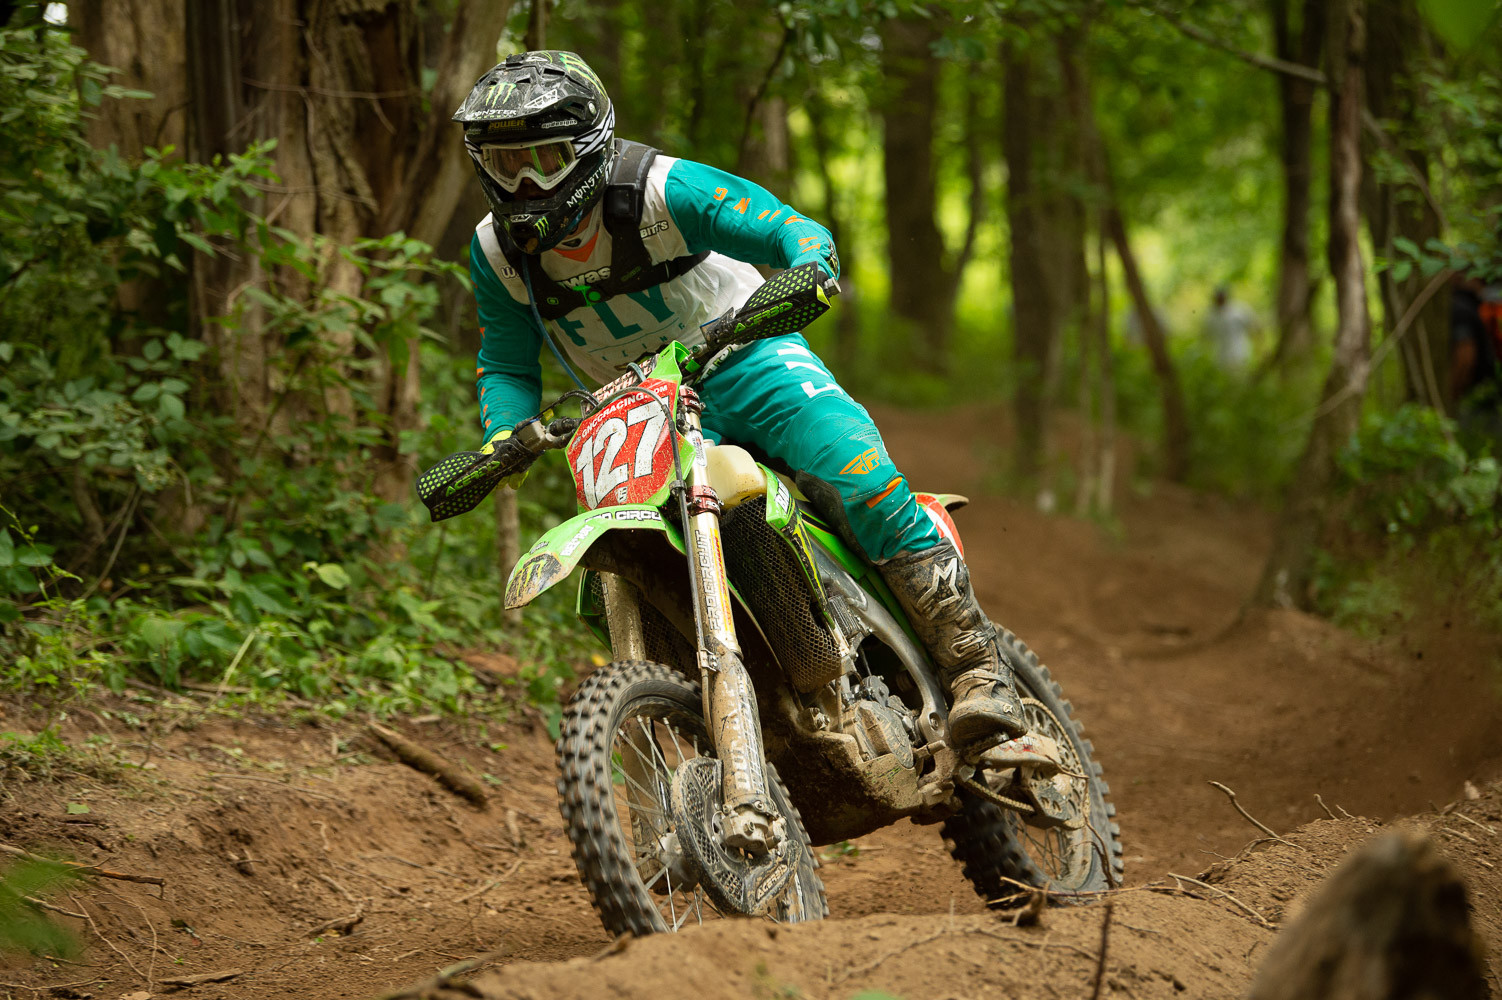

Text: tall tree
xmin=1058 ymin=23 xmax=1118 ymax=515
xmin=1268 ymin=0 xmax=1326 ymax=370
xmin=1363 ymin=0 xmax=1448 ymax=409
xmin=804 ymin=85 xmax=861 ymax=372
xmin=880 ymin=13 xmax=980 ymax=368
xmin=73 ymin=0 xmax=187 ymax=157
xmin=1257 ymin=0 xmax=1373 ymax=607
xmin=171 ymin=0 xmax=509 ymax=503
xmin=1003 ymin=33 xmax=1062 ymax=483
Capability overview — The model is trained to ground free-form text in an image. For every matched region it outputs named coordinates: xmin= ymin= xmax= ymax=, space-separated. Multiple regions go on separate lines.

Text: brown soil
xmin=4 ymin=402 xmax=1502 ymax=999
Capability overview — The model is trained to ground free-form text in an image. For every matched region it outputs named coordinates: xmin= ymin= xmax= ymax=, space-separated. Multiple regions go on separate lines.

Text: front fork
xmin=599 ymin=408 xmax=781 ymax=856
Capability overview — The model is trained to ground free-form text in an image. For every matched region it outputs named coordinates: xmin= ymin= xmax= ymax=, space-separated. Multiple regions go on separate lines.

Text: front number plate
xmin=567 ymin=379 xmax=679 ymax=509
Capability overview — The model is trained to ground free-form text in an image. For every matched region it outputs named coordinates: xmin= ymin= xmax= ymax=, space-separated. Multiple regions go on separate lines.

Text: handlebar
xmin=491 ymin=415 xmax=582 ymax=477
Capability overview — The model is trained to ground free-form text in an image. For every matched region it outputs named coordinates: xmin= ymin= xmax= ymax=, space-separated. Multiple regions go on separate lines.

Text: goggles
xmin=476 ymin=139 xmax=578 ymax=194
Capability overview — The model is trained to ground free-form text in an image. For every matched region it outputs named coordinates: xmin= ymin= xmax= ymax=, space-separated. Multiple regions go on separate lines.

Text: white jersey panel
xmin=474 ymin=155 xmax=764 ymax=385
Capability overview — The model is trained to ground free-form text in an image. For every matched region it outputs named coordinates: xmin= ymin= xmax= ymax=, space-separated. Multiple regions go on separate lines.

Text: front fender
xmin=505 ymin=505 xmax=683 ymax=609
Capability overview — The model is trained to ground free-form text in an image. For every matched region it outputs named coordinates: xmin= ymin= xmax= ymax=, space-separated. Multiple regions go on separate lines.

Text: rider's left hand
xmin=480 ymin=428 xmax=528 ymax=491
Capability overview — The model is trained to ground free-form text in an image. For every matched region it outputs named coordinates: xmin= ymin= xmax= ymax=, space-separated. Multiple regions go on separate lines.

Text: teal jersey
xmin=470 ymin=155 xmax=839 ymax=440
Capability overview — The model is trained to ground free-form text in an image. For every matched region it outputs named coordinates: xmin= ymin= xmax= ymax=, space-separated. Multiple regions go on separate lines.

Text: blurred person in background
xmin=1202 ymin=285 xmax=1261 ymax=372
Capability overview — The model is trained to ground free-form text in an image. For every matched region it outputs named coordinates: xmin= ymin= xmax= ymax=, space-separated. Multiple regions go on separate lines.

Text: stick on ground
xmin=0 ymin=844 xmax=165 ymax=886
xmin=372 ymin=947 xmax=510 ymax=1000
xmin=1208 ymin=781 xmax=1303 ymax=850
xmin=1168 ymin=872 xmax=1275 ymax=928
xmin=158 ymin=969 xmax=243 ymax=988
xmin=367 ymin=722 xmax=489 ymax=808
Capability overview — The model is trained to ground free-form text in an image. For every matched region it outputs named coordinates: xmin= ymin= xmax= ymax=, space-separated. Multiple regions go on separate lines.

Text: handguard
xmin=415 ymin=416 xmax=579 ymax=522
xmin=698 ymin=262 xmax=839 ymax=358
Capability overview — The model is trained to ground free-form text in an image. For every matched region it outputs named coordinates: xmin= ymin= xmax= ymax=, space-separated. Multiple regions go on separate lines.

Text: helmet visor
xmin=476 ymin=139 xmax=578 ymax=194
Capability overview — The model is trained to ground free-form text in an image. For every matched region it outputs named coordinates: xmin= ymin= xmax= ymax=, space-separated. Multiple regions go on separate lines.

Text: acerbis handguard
xmin=698 ymin=262 xmax=839 ymax=358
xmin=415 ymin=416 xmax=579 ymax=522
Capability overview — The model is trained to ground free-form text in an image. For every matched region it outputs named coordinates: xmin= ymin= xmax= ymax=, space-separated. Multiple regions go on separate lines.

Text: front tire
xmin=556 ymin=660 xmax=827 ymax=935
xmin=942 ymin=630 xmax=1124 ymax=904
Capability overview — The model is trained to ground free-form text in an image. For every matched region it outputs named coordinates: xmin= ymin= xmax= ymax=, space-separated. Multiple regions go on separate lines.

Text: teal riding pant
xmin=698 ymin=334 xmax=940 ymax=563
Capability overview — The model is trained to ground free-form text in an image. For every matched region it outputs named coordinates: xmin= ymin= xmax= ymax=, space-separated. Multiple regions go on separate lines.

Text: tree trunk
xmin=1268 ymin=0 xmax=1325 ymax=370
xmin=1093 ymin=224 xmax=1118 ymax=516
xmin=1256 ymin=0 xmax=1372 ymax=609
xmin=1004 ymin=36 xmax=1054 ymax=483
xmin=804 ymin=87 xmax=860 ymax=374
xmin=881 ymin=14 xmax=955 ymax=365
xmin=1363 ymin=0 xmax=1448 ymax=410
xmin=177 ymin=0 xmax=510 ymax=506
xmin=73 ymin=0 xmax=188 ymax=157
xmin=1103 ymin=192 xmax=1192 ymax=483
xmin=1005 ymin=27 xmax=1088 ymax=490
xmin=523 ymin=0 xmax=546 ymax=50
xmin=1057 ymin=25 xmax=1116 ymax=515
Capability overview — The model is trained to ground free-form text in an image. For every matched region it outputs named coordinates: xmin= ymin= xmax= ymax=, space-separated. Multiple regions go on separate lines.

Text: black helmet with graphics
xmin=454 ymin=51 xmax=615 ymax=255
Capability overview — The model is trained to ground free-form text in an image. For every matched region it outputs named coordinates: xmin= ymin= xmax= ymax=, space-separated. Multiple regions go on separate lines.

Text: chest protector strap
xmin=490 ymin=140 xmax=709 ymax=321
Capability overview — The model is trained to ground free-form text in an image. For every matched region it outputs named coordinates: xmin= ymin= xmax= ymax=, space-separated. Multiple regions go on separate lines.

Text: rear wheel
xmin=942 ymin=630 xmax=1123 ymax=904
xmin=557 ymin=660 xmax=827 ymax=936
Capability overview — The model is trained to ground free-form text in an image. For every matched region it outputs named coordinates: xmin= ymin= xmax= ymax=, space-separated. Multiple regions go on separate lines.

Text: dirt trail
xmin=3 ymin=402 xmax=1502 ymax=998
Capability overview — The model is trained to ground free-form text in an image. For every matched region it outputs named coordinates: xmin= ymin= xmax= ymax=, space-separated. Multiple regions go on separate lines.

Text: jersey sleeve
xmin=661 ymin=159 xmax=840 ymax=280
xmin=471 ymin=232 xmax=544 ymax=442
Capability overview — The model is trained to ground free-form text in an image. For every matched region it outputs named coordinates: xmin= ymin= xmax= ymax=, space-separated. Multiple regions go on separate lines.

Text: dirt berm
xmin=412 ymin=787 xmax=1502 ymax=1000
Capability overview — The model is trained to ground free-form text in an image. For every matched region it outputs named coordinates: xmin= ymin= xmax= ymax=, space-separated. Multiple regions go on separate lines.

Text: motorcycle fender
xmin=505 ymin=505 xmax=683 ymax=609
xmin=913 ymin=492 xmax=969 ymax=557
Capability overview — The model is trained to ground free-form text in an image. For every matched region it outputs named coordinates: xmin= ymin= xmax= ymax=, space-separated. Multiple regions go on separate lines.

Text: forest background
xmin=1 ymin=0 xmax=1500 ymax=745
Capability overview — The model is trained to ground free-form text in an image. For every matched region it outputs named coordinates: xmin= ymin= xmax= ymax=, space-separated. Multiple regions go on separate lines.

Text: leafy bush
xmin=0 ymin=26 xmax=595 ymax=720
xmin=1315 ymin=405 xmax=1502 ymax=631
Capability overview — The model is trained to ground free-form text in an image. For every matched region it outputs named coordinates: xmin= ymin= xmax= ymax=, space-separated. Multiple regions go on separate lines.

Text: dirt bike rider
xmin=454 ymin=51 xmax=1031 ymax=760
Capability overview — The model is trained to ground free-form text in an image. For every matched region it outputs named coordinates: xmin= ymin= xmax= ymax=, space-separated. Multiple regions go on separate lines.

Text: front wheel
xmin=942 ymin=629 xmax=1124 ymax=904
xmin=556 ymin=660 xmax=827 ymax=936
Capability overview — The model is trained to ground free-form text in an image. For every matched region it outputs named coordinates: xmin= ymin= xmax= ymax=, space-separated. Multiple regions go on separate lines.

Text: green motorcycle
xmin=418 ymin=264 xmax=1122 ymax=935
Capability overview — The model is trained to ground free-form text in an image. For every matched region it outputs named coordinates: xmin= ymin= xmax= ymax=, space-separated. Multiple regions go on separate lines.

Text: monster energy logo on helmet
xmin=454 ymin=50 xmax=616 ymax=255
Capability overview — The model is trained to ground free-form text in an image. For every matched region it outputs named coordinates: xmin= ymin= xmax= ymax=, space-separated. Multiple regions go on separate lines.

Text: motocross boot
xmin=879 ymin=539 xmax=1028 ymax=757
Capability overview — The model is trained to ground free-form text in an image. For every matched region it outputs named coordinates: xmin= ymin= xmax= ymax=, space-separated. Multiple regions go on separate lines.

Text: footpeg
xmin=977 ymin=734 xmax=1062 ymax=777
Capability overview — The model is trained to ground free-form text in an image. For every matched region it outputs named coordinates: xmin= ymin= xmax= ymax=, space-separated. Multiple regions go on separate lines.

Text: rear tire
xmin=942 ymin=630 xmax=1123 ymax=904
xmin=556 ymin=660 xmax=827 ymax=935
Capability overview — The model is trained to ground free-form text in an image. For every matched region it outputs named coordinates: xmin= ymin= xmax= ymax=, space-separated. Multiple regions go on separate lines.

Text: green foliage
xmin=0 ymin=27 xmax=593 ymax=720
xmin=1418 ymin=0 xmax=1502 ymax=53
xmin=0 ymin=858 xmax=81 ymax=958
xmin=1338 ymin=406 xmax=1500 ymax=536
xmin=1315 ymin=405 xmax=1502 ymax=632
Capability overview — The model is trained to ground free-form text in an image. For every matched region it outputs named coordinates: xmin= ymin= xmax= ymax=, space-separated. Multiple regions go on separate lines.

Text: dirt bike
xmin=417 ymin=263 xmax=1123 ymax=935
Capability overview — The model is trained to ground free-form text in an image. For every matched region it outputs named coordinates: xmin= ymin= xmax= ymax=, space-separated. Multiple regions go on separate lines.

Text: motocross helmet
xmin=454 ymin=51 xmax=615 ymax=255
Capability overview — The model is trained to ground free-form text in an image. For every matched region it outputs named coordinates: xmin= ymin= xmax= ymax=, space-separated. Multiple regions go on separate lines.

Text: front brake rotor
xmin=668 ymin=757 xmax=800 ymax=915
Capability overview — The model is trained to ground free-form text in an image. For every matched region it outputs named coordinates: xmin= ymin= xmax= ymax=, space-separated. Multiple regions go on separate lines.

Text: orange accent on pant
xmin=865 ymin=477 xmax=904 ymax=508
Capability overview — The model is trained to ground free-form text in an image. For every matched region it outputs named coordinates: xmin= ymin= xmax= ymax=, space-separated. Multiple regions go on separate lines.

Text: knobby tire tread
xmin=556 ymin=660 xmax=826 ymax=937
